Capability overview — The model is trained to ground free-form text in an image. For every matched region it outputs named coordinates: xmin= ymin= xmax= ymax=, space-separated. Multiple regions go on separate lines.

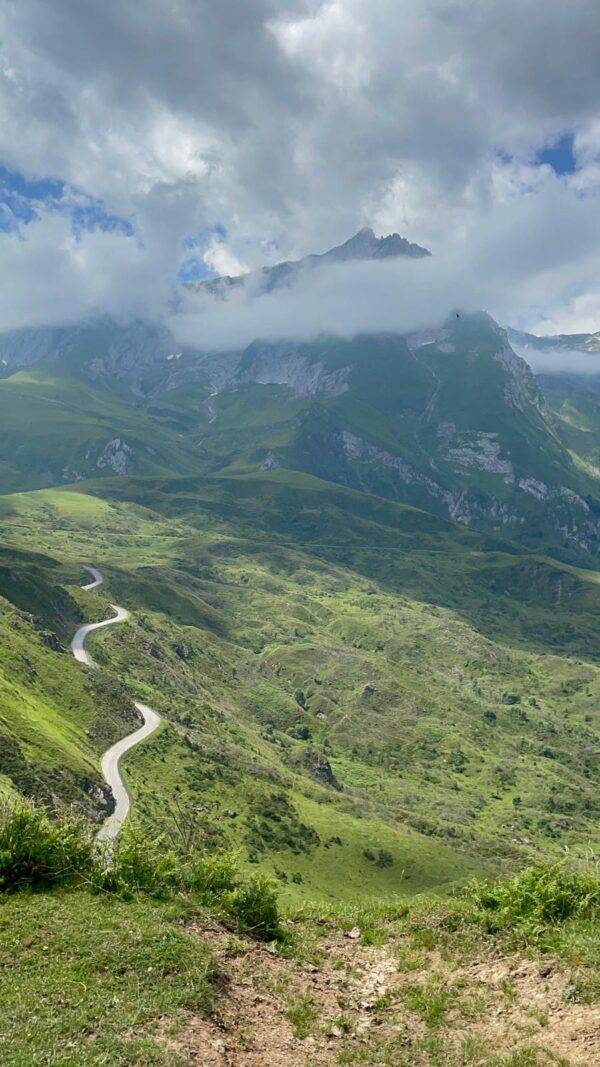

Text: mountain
xmin=194 ymin=226 xmax=431 ymax=299
xmin=1 ymin=343 xmax=598 ymax=1067
xmin=139 ymin=311 xmax=600 ymax=559
xmin=0 ymin=298 xmax=599 ymax=557
xmin=0 ymin=317 xmax=180 ymax=391
xmin=508 ymin=325 xmax=600 ymax=355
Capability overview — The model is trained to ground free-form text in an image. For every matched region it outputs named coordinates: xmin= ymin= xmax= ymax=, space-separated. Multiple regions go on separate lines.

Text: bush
xmin=0 ymin=801 xmax=282 ymax=940
xmin=94 ymin=832 xmax=181 ymax=897
xmin=469 ymin=863 xmax=600 ymax=942
xmin=0 ymin=800 xmax=94 ymax=890
xmin=187 ymin=852 xmax=238 ymax=900
xmin=224 ymin=873 xmax=281 ymax=940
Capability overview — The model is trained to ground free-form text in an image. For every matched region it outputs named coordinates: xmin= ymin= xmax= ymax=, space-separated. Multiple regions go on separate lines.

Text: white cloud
xmin=0 ymin=211 xmax=165 ymax=329
xmin=0 ymin=0 xmax=599 ymax=335
xmin=203 ymin=235 xmax=249 ymax=278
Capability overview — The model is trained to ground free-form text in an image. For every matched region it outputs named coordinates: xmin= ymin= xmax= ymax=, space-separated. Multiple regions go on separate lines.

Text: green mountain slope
xmin=0 ymin=546 xmax=137 ymax=816
xmin=2 ymin=473 xmax=600 ymax=903
xmin=0 ymin=366 xmax=203 ymax=492
xmin=1 ymin=310 xmax=599 ymax=559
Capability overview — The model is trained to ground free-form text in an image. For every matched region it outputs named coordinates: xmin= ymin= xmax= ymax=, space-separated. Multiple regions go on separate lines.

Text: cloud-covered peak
xmin=0 ymin=1 xmax=599 ymax=333
xmin=194 ymin=227 xmax=431 ymax=299
xmin=321 ymin=228 xmax=430 ymax=263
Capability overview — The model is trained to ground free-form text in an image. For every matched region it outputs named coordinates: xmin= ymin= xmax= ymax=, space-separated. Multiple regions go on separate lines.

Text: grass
xmin=0 ymin=800 xmax=280 ymax=1064
xmin=0 ymin=891 xmax=215 ymax=1066
xmin=285 ymin=992 xmax=319 ymax=1037
xmin=1 ymin=473 xmax=600 ymax=902
xmin=2 ymin=800 xmax=599 ymax=1065
xmin=0 ymin=367 xmax=201 ymax=494
xmin=402 ymin=976 xmax=452 ymax=1028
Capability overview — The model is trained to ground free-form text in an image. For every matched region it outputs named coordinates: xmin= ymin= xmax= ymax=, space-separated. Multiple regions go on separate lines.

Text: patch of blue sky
xmin=71 ymin=201 xmax=134 ymax=238
xmin=0 ymin=163 xmax=134 ymax=236
xmin=536 ymin=133 xmax=576 ymax=175
xmin=178 ymin=255 xmax=216 ymax=282
xmin=183 ymin=223 xmax=227 ymax=251
xmin=178 ymin=224 xmax=227 ymax=281
xmin=496 ymin=134 xmax=577 ymax=178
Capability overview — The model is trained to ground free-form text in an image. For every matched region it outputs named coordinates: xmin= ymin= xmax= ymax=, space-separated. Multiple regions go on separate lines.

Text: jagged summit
xmin=323 ymin=226 xmax=430 ymax=263
xmin=196 ymin=227 xmax=431 ymax=298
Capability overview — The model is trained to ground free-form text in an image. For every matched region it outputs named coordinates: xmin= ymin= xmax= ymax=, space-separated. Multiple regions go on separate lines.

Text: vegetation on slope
xmin=0 ymin=367 xmax=203 ymax=493
xmin=1 ymin=474 xmax=599 ymax=903
xmin=1 ymin=802 xmax=599 ymax=1065
xmin=0 ymin=547 xmax=139 ymax=817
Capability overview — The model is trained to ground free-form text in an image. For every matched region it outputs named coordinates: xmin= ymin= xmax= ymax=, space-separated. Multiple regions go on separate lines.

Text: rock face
xmin=173 ymin=642 xmax=192 ymax=661
xmin=40 ymin=631 xmax=64 ymax=653
xmin=261 ymin=451 xmax=281 ymax=471
xmin=302 ymin=747 xmax=341 ymax=791
xmin=235 ymin=342 xmax=350 ymax=398
xmin=96 ymin=438 xmax=134 ymax=474
xmin=439 ymin=425 xmax=515 ymax=481
xmin=0 ymin=318 xmax=177 ymax=391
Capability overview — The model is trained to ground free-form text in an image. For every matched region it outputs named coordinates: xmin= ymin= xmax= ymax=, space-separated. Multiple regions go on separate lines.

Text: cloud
xmin=0 ymin=212 xmax=163 ymax=330
xmin=511 ymin=346 xmax=600 ymax=375
xmin=171 ymin=160 xmax=600 ymax=352
xmin=0 ymin=0 xmax=599 ymax=334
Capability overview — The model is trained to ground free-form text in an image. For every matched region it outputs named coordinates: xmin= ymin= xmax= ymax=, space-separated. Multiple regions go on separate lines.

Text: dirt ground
xmin=164 ymin=919 xmax=600 ymax=1066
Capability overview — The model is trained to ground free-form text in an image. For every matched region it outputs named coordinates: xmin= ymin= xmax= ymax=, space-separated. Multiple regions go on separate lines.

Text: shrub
xmin=224 ymin=873 xmax=281 ymax=940
xmin=469 ymin=863 xmax=600 ymax=942
xmin=0 ymin=801 xmax=282 ymax=940
xmin=94 ymin=831 xmax=181 ymax=897
xmin=187 ymin=852 xmax=238 ymax=900
xmin=0 ymin=800 xmax=94 ymax=890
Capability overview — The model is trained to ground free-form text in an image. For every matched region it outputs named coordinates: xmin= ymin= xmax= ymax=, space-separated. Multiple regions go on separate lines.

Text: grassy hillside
xmin=0 ymin=367 xmax=203 ymax=492
xmin=0 ymin=544 xmax=144 ymax=817
xmin=1 ymin=812 xmax=599 ymax=1066
xmin=541 ymin=373 xmax=600 ymax=474
xmin=1 ymin=472 xmax=599 ymax=903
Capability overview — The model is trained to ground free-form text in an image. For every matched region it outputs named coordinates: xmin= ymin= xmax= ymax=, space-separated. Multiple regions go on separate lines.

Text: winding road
xmin=71 ymin=565 xmax=161 ymax=842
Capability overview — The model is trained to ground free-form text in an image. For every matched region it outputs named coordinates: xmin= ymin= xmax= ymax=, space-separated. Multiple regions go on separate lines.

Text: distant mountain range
xmin=508 ymin=327 xmax=600 ymax=355
xmin=0 ymin=230 xmax=599 ymax=560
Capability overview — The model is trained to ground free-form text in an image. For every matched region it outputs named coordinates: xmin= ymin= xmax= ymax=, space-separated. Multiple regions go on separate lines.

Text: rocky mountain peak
xmin=325 ymin=227 xmax=431 ymax=263
xmin=195 ymin=227 xmax=431 ymax=299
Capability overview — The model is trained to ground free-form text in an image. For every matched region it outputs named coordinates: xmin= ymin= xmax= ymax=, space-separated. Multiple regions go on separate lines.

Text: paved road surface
xmin=81 ymin=564 xmax=103 ymax=591
xmin=70 ymin=567 xmax=161 ymax=841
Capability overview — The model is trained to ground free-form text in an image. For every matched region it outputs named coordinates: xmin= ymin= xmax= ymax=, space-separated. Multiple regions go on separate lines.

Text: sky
xmin=0 ymin=0 xmax=600 ymax=343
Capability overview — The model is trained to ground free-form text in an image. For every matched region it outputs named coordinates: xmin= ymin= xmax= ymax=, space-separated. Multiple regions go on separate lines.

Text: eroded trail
xmin=71 ymin=565 xmax=161 ymax=841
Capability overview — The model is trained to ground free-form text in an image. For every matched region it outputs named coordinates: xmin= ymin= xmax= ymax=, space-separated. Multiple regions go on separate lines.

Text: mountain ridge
xmin=194 ymin=226 xmax=431 ymax=299
xmin=0 ymin=308 xmax=599 ymax=559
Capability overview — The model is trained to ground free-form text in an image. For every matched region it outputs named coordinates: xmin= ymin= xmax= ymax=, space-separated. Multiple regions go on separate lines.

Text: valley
xmin=2 ymin=454 xmax=600 ymax=903
xmin=4 ymin=4 xmax=600 ymax=1059
xmin=0 ymin=232 xmax=599 ymax=1065
xmin=2 ymin=285 xmax=600 ymax=912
